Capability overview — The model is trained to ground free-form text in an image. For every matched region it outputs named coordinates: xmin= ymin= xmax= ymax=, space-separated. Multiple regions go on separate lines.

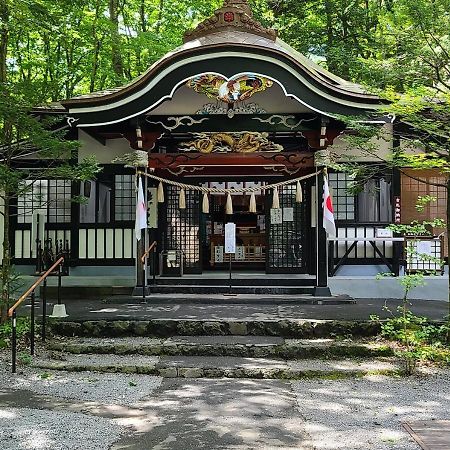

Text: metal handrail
xmin=10 ymin=256 xmax=65 ymax=374
xmin=141 ymin=241 xmax=157 ymax=264
xmin=8 ymin=256 xmax=64 ymax=318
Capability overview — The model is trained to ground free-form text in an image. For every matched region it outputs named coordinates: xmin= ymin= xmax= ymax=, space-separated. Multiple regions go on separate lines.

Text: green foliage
xmin=0 ymin=0 xmax=449 ymax=99
xmin=0 ymin=83 xmax=101 ymax=321
xmin=39 ymin=372 xmax=52 ymax=379
xmin=376 ymin=310 xmax=450 ymax=365
xmin=17 ymin=351 xmax=32 ymax=365
xmin=0 ymin=316 xmax=31 ymax=346
xmin=0 ymin=266 xmax=24 ymax=304
xmin=416 ymin=196 xmax=437 ymax=212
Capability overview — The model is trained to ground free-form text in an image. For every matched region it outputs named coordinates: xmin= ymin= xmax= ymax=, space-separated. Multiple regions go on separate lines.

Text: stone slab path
xmin=0 ymin=380 xmax=312 ymax=450
xmin=112 ymin=378 xmax=313 ymax=450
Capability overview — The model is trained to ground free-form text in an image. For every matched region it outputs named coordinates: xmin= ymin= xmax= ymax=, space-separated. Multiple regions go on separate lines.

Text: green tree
xmin=0 ymin=0 xmax=100 ymax=322
xmin=333 ymin=91 xmax=450 ymax=327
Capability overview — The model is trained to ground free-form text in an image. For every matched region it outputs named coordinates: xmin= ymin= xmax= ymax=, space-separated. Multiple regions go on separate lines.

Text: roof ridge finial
xmin=184 ymin=0 xmax=277 ymax=43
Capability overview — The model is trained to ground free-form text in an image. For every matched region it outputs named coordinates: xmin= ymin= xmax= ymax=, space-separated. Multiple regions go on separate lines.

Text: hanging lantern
xmin=296 ymin=181 xmax=303 ymax=203
xmin=249 ymin=192 xmax=257 ymax=213
xmin=202 ymin=192 xmax=209 ymax=214
xmin=157 ymin=182 xmax=165 ymax=203
xmin=179 ymin=188 xmax=186 ymax=209
xmin=272 ymin=186 xmax=280 ymax=209
xmin=225 ymin=192 xmax=233 ymax=215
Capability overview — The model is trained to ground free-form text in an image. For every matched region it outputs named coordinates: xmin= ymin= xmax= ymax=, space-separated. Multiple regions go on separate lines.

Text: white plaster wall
xmin=78 ymin=130 xmax=132 ymax=165
xmin=78 ymin=228 xmax=135 ymax=260
xmin=331 ymin=123 xmax=393 ymax=162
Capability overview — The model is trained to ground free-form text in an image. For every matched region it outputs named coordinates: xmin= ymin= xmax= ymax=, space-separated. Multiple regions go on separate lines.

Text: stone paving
xmin=2 ymin=368 xmax=450 ymax=449
xmin=19 ymin=297 xmax=448 ymax=322
xmin=111 ymin=378 xmax=313 ymax=450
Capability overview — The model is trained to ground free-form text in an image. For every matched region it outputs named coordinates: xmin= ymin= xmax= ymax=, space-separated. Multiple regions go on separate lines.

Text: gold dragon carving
xmin=180 ymin=132 xmax=283 ymax=154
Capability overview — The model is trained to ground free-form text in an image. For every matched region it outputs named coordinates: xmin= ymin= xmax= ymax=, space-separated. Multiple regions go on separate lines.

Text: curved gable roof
xmin=62 ymin=1 xmax=386 ymax=126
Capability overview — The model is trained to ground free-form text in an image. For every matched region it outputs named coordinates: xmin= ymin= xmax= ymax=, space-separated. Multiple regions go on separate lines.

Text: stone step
xmin=104 ymin=294 xmax=355 ymax=305
xmin=50 ymin=319 xmax=381 ymax=339
xmin=32 ymin=354 xmax=403 ymax=379
xmin=46 ymin=336 xmax=394 ymax=359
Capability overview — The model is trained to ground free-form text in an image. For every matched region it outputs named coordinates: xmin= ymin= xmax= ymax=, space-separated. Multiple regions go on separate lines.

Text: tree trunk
xmin=1 ymin=193 xmax=10 ymax=322
xmin=324 ymin=0 xmax=336 ymax=73
xmin=140 ymin=0 xmax=147 ymax=33
xmin=109 ymin=0 xmax=124 ymax=79
xmin=90 ymin=0 xmax=102 ymax=92
xmin=0 ymin=0 xmax=9 ymax=323
xmin=447 ymin=178 xmax=450 ymax=339
xmin=156 ymin=0 xmax=164 ymax=33
xmin=0 ymin=0 xmax=9 ymax=84
xmin=90 ymin=40 xmax=101 ymax=92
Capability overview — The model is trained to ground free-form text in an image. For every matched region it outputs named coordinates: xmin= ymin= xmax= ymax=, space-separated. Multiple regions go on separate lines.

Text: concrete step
xmin=150 ymin=285 xmax=316 ymax=295
xmin=155 ymin=276 xmax=315 ymax=286
xmin=46 ymin=336 xmax=394 ymax=359
xmin=49 ymin=319 xmax=381 ymax=339
xmin=32 ymin=353 xmax=403 ymax=379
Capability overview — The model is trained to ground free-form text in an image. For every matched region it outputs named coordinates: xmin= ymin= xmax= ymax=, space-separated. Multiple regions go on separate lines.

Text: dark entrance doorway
xmin=159 ymin=178 xmax=311 ymax=275
xmin=201 ymin=182 xmax=267 ymax=272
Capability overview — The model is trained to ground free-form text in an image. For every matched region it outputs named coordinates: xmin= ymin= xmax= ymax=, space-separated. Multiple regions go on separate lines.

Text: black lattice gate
xmin=266 ymin=183 xmax=307 ymax=273
xmin=162 ymin=185 xmax=201 ymax=274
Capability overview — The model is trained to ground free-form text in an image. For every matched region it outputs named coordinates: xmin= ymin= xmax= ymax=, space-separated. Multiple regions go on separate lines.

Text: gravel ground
xmin=291 ymin=370 xmax=450 ymax=450
xmin=2 ymin=369 xmax=162 ymax=405
xmin=0 ymin=352 xmax=162 ymax=406
xmin=2 ymin=349 xmax=450 ymax=450
xmin=0 ymin=350 xmax=163 ymax=450
xmin=0 ymin=408 xmax=123 ymax=450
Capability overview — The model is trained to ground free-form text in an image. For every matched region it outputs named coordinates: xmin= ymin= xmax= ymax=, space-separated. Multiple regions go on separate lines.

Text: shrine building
xmin=9 ymin=0 xmax=446 ymax=298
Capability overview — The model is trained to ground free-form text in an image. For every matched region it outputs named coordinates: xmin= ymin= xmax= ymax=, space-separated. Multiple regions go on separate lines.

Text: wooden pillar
xmin=391 ymin=125 xmax=402 ymax=277
xmin=392 ymin=167 xmax=402 ymax=276
xmin=314 ymin=171 xmax=331 ymax=296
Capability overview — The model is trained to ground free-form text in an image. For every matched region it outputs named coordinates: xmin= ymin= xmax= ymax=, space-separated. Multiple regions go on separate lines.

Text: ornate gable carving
xmin=183 ymin=0 xmax=277 ymax=43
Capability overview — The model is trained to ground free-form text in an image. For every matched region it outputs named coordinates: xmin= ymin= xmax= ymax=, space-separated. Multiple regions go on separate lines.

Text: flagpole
xmin=314 ymin=169 xmax=331 ymax=297
xmin=134 ymin=169 xmax=147 ymax=299
xmin=143 ymin=167 xmax=148 ymax=300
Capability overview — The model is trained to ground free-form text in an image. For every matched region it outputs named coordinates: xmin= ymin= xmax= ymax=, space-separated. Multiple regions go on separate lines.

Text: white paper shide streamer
xmin=135 ymin=177 xmax=147 ymax=241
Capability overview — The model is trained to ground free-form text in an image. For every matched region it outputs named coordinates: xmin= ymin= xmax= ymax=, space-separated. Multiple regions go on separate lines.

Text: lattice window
xmin=165 ymin=185 xmax=200 ymax=271
xmin=48 ymin=180 xmax=71 ymax=223
xmin=17 ymin=179 xmax=71 ymax=224
xmin=401 ymin=169 xmax=447 ymax=223
xmin=114 ymin=175 xmax=134 ymax=221
xmin=328 ymin=173 xmax=355 ymax=221
xmin=268 ymin=184 xmax=304 ymax=270
xmin=401 ymin=169 xmax=447 ymax=257
xmin=329 ymin=172 xmax=392 ymax=223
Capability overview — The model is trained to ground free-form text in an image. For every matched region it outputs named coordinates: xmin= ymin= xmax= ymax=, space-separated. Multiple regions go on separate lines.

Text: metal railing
xmin=8 ymin=256 xmax=65 ymax=373
xmin=141 ymin=241 xmax=157 ymax=302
